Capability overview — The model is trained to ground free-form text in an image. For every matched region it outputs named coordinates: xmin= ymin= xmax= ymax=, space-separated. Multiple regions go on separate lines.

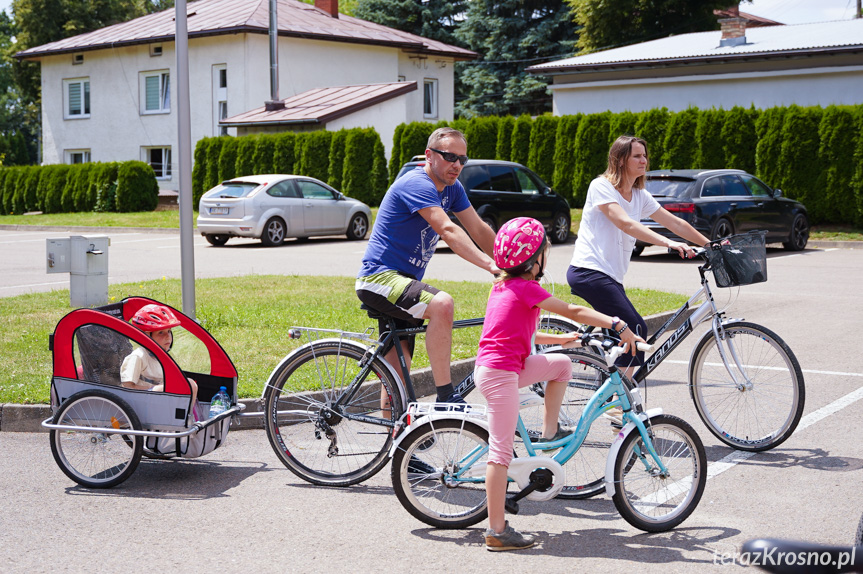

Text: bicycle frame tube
xmin=540 ymin=371 xmax=670 ymax=476
xmin=635 ymin=281 xmax=719 ymax=384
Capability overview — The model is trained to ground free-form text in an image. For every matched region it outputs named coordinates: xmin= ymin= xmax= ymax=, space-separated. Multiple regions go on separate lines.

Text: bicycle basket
xmin=706 ymin=231 xmax=768 ymax=288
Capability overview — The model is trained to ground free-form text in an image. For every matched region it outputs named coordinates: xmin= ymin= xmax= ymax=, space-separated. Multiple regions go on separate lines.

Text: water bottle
xmin=209 ymin=386 xmax=230 ymax=417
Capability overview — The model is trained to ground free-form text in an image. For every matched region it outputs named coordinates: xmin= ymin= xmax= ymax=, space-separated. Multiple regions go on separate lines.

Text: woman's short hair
xmin=427 ymin=127 xmax=467 ymax=150
xmin=604 ymin=135 xmax=649 ymax=189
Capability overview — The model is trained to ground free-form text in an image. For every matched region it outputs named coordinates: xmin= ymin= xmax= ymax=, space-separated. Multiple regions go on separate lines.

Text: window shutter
xmin=146 ymin=75 xmax=160 ymax=110
xmin=69 ymin=82 xmax=81 ymax=115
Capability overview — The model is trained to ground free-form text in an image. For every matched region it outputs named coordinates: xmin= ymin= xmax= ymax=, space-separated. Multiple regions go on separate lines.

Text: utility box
xmin=47 ymin=235 xmax=110 ymax=307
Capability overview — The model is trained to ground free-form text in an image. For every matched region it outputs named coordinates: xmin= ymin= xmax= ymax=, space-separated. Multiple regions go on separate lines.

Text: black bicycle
xmin=261 ymin=307 xmax=582 ymax=487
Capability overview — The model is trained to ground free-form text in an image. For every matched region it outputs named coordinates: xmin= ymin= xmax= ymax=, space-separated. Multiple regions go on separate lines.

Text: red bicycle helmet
xmin=131 ymin=304 xmax=181 ymax=332
xmin=494 ymin=217 xmax=547 ymax=274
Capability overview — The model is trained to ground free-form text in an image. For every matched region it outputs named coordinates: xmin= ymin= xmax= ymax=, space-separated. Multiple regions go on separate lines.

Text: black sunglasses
xmin=429 ymin=148 xmax=469 ymax=165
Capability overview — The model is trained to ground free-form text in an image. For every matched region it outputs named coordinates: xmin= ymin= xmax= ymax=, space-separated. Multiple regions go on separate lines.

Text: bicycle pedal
xmin=504 ymin=497 xmax=520 ymax=515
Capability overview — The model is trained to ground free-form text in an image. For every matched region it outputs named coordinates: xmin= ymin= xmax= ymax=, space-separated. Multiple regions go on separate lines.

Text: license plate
xmin=209 ymin=207 xmax=229 ymax=215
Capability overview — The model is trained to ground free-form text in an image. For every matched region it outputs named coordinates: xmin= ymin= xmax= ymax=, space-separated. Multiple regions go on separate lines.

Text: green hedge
xmin=116 ymin=161 xmax=159 ymax=212
xmin=510 ymin=114 xmax=533 ymax=166
xmin=465 ymin=116 xmax=499 ymax=160
xmin=528 ymin=114 xmax=558 ymax=186
xmin=190 ymin=127 xmax=392 ymax=206
xmin=572 ymin=112 xmax=611 ymax=207
xmin=0 ymin=160 xmax=156 ymax=215
xmin=495 ymin=115 xmax=516 ymax=161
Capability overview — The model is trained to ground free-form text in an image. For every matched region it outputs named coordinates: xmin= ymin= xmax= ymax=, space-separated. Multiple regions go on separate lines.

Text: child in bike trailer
xmin=476 ymin=217 xmax=642 ymax=551
xmin=120 ymin=304 xmax=202 ymax=421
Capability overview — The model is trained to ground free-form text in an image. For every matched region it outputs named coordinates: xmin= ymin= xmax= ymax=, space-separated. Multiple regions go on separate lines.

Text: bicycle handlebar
xmin=567 ymin=332 xmax=653 ymax=363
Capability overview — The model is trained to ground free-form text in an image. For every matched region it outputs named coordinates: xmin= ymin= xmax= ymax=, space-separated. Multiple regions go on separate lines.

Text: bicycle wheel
xmin=49 ymin=389 xmax=143 ymax=488
xmin=611 ymin=414 xmax=706 ymax=532
xmin=689 ymin=321 xmax=804 ymax=451
xmin=521 ymin=349 xmax=612 ymax=500
xmin=264 ymin=340 xmax=404 ymax=487
xmin=391 ymin=419 xmax=490 ymax=529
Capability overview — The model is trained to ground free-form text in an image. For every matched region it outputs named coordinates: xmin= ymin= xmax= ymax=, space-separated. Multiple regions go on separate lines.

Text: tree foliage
xmin=455 ymin=0 xmax=577 ymax=117
xmin=354 ymin=0 xmax=465 ymax=47
xmin=568 ymin=0 xmax=745 ymax=53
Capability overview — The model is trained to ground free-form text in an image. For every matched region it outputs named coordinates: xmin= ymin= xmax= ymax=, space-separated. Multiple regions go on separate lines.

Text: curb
xmin=0 ymin=224 xmax=180 ymax=234
xmin=0 ymin=310 xmax=683 ymax=433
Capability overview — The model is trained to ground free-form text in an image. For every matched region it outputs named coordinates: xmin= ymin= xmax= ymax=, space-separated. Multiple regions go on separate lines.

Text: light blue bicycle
xmin=390 ymin=333 xmax=708 ymax=532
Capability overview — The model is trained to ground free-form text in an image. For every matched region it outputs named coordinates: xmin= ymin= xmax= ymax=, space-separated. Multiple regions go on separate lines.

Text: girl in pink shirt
xmin=477 ymin=217 xmax=641 ymax=551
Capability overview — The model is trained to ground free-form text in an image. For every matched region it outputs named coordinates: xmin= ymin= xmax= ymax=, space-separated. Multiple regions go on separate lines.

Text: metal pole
xmin=857 ymin=0 xmax=862 ymax=18
xmin=269 ymin=0 xmax=280 ymax=103
xmin=176 ymin=0 xmax=196 ymax=318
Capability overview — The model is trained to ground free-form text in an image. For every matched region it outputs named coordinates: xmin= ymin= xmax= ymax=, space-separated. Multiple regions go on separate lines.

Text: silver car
xmin=197 ymin=174 xmax=371 ymax=247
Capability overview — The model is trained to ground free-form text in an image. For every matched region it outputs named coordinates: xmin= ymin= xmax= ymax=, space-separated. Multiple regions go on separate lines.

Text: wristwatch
xmin=611 ymin=316 xmax=628 ymax=335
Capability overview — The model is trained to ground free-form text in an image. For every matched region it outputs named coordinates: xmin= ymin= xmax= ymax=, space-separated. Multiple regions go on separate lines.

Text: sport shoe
xmin=603 ymin=406 xmax=624 ymax=435
xmin=407 ymin=455 xmax=437 ymax=477
xmin=434 ymin=391 xmax=466 ymax=412
xmin=485 ymin=521 xmax=536 ymax=552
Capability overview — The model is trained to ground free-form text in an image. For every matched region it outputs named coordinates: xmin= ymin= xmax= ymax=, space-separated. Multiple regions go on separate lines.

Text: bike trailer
xmin=45 ymin=296 xmax=244 ymax=487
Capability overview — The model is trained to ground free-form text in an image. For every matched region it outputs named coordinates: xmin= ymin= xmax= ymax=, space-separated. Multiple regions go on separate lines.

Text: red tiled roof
xmin=15 ymin=0 xmax=476 ymax=61
xmin=220 ymin=80 xmax=418 ymax=126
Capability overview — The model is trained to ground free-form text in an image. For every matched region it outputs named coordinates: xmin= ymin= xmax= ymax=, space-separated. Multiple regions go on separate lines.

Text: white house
xmin=15 ymin=0 xmax=476 ymax=191
xmin=527 ymin=13 xmax=863 ymax=116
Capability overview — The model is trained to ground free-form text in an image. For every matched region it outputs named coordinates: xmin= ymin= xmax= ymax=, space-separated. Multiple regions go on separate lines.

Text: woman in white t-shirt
xmin=567 ymin=135 xmax=710 ymax=369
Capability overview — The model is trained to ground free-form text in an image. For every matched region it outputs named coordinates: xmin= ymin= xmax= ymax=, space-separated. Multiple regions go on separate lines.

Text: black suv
xmin=396 ymin=159 xmax=571 ymax=244
xmin=634 ymin=168 xmax=809 ymax=255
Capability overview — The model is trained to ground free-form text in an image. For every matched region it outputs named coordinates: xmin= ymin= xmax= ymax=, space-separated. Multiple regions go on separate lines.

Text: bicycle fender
xmin=389 ymin=413 xmax=490 ymax=458
xmin=604 ymin=407 xmax=664 ymax=497
xmin=260 ymin=338 xmax=408 ymax=411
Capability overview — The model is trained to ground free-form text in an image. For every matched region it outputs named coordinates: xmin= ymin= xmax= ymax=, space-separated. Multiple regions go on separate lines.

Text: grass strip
xmin=0 ymin=275 xmax=686 ymax=404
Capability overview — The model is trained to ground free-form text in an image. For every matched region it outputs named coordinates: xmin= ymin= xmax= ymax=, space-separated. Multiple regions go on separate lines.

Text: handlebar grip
xmin=636 ymin=342 xmax=653 ymax=352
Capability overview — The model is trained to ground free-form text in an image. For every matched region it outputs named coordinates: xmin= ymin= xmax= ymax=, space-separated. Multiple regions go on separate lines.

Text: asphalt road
xmin=2 ymin=228 xmax=863 ymax=572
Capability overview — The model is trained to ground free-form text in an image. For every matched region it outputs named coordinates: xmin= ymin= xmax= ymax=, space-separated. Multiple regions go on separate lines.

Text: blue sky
xmin=0 ymin=0 xmax=858 ymax=26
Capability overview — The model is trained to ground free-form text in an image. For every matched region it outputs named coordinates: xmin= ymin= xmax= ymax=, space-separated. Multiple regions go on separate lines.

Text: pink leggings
xmin=475 ymin=354 xmax=573 ymax=467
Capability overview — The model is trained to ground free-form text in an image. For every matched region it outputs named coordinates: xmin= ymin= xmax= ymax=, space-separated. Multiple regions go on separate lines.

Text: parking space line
xmin=663 ymin=359 xmax=863 ymax=378
xmin=706 ymin=384 xmax=863 ymax=481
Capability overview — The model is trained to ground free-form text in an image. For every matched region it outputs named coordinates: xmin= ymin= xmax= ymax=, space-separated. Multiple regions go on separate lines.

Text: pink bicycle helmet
xmin=131 ymin=304 xmax=181 ymax=332
xmin=494 ymin=217 xmax=547 ymax=274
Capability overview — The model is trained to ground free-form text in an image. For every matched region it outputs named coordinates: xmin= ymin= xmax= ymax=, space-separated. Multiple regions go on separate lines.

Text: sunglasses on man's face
xmin=429 ymin=148 xmax=469 ymax=165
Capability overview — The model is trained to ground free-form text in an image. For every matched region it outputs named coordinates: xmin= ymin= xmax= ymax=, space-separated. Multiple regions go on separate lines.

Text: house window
xmin=213 ymin=64 xmax=229 ymax=136
xmin=64 ymin=78 xmax=90 ymax=119
xmin=218 ymin=102 xmax=228 ymax=136
xmin=141 ymin=71 xmax=170 ymax=114
xmin=144 ymin=146 xmax=172 ymax=179
xmin=72 ymin=53 xmax=84 ymax=65
xmin=423 ymin=78 xmax=438 ymax=118
xmin=150 ymin=44 xmax=163 ymax=57
xmin=66 ymin=149 xmax=91 ymax=164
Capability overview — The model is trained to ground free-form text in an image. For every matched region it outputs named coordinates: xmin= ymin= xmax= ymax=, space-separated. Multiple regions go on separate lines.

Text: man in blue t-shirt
xmin=356 ymin=127 xmax=498 ymax=405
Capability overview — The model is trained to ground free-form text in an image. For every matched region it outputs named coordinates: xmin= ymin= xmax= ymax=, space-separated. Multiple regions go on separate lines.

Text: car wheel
xmin=480 ymin=215 xmax=497 ymax=232
xmin=550 ymin=212 xmax=570 ymax=244
xmin=710 ymin=217 xmax=734 ymax=241
xmin=631 ymin=245 xmax=645 ymax=258
xmin=261 ymin=218 xmax=286 ymax=247
xmin=783 ymin=213 xmax=809 ymax=251
xmin=204 ymin=234 xmax=229 ymax=247
xmin=346 ymin=213 xmax=369 ymax=241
